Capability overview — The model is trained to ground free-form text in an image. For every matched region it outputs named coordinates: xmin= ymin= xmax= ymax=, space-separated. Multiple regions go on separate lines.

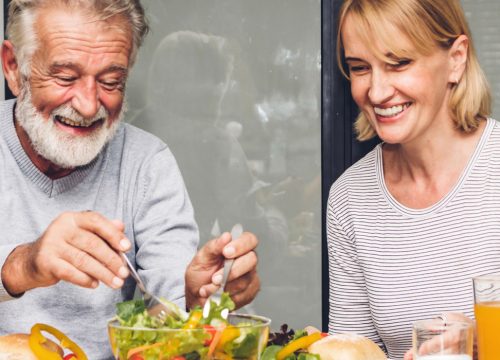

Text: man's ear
xmin=448 ymin=34 xmax=468 ymax=85
xmin=1 ymin=40 xmax=22 ymax=96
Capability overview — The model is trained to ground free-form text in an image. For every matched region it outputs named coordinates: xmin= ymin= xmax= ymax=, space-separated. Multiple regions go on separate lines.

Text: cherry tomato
xmin=63 ymin=355 xmax=77 ymax=360
xmin=203 ymin=325 xmax=217 ymax=346
xmin=171 ymin=357 xmax=186 ymax=360
xmin=128 ymin=355 xmax=144 ymax=360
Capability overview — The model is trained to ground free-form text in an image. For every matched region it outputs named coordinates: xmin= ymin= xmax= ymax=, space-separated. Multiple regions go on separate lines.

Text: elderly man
xmin=0 ymin=0 xmax=259 ymax=358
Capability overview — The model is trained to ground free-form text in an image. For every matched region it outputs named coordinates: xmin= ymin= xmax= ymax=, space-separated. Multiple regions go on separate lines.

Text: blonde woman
xmin=328 ymin=0 xmax=495 ymax=359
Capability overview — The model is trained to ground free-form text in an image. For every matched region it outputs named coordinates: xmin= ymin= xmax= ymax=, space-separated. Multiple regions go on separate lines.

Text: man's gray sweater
xmin=0 ymin=99 xmax=198 ymax=359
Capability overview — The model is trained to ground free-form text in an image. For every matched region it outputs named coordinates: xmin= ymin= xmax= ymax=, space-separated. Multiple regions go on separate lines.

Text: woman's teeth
xmin=55 ymin=115 xmax=95 ymax=128
xmin=374 ymin=103 xmax=411 ymax=117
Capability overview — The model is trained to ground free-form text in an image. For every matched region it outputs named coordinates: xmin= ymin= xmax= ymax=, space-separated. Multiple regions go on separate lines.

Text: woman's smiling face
xmin=341 ymin=14 xmax=456 ymax=146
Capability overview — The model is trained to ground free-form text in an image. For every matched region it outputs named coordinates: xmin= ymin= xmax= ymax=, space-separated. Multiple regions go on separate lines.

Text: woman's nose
xmin=368 ymin=71 xmax=395 ymax=105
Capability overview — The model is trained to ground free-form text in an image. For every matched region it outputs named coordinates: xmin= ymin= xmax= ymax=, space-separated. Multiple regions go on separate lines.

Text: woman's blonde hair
xmin=337 ymin=0 xmax=492 ymax=141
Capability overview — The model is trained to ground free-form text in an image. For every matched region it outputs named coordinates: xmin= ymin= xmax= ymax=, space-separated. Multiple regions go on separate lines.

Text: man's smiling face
xmin=14 ymin=5 xmax=132 ymax=169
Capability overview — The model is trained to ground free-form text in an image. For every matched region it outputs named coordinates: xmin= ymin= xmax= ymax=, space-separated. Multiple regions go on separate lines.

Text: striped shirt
xmin=327 ymin=118 xmax=500 ymax=360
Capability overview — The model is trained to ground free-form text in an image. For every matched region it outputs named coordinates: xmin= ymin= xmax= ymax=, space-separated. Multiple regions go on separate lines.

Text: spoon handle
xmin=121 ymin=252 xmax=147 ymax=294
xmin=221 ymin=224 xmax=243 ymax=290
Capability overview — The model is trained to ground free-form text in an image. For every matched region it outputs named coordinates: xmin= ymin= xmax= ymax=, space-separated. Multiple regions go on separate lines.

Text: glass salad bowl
xmin=108 ymin=313 xmax=271 ymax=360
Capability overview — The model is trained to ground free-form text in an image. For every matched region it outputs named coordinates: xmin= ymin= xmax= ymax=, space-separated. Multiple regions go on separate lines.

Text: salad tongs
xmin=121 ymin=253 xmax=188 ymax=323
xmin=202 ymin=223 xmax=243 ymax=319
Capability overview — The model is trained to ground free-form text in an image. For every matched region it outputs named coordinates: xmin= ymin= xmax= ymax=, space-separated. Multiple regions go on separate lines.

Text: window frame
xmin=321 ymin=0 xmax=379 ymax=331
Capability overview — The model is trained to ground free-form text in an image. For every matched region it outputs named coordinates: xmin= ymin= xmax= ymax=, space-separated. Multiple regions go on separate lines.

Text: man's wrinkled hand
xmin=185 ymin=230 xmax=260 ymax=310
xmin=1 ymin=211 xmax=130 ymax=295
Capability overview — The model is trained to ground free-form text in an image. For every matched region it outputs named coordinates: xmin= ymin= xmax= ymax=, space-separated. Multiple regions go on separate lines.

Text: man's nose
xmin=368 ymin=71 xmax=394 ymax=105
xmin=71 ymin=78 xmax=100 ymax=119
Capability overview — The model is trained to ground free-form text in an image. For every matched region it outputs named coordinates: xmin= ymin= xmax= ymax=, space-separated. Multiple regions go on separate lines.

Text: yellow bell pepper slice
xmin=276 ymin=332 xmax=322 ymax=360
xmin=182 ymin=308 xmax=203 ymax=329
xmin=215 ymin=325 xmax=241 ymax=351
xmin=29 ymin=323 xmax=88 ymax=360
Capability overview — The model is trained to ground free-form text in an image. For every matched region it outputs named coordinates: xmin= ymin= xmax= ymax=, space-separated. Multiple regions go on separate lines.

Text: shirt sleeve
xmin=327 ymin=200 xmax=384 ymax=350
xmin=132 ymin=147 xmax=199 ymax=310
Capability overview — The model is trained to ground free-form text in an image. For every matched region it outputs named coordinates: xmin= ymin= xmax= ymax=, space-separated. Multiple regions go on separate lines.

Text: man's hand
xmin=1 ymin=211 xmax=130 ymax=295
xmin=185 ymin=231 xmax=260 ymax=310
xmin=403 ymin=312 xmax=476 ymax=360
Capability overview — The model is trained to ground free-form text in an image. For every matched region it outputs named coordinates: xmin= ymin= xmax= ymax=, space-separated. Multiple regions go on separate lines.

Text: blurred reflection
xmin=129 ymin=0 xmax=322 ymax=328
xmin=131 ymin=32 xmax=288 ymax=281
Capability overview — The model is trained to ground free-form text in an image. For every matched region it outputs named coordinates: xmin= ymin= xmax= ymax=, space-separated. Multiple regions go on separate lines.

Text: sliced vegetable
xmin=216 ymin=325 xmax=241 ymax=350
xmin=276 ymin=332 xmax=322 ymax=360
xmin=207 ymin=325 xmax=226 ymax=357
xmin=261 ymin=345 xmax=282 ymax=360
xmin=127 ymin=342 xmax=164 ymax=359
xmin=183 ymin=309 xmax=203 ymax=329
xmin=29 ymin=323 xmax=87 ymax=360
xmin=128 ymin=355 xmax=144 ymax=360
xmin=203 ymin=325 xmax=217 ymax=346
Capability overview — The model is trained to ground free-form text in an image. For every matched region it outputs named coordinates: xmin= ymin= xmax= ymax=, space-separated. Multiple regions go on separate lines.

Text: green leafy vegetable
xmin=200 ymin=292 xmax=236 ymax=324
xmin=111 ymin=293 xmax=261 ymax=360
xmin=263 ymin=325 xmax=322 ymax=360
xmin=116 ymin=299 xmax=145 ymax=322
xmin=261 ymin=345 xmax=282 ymax=360
xmin=297 ymin=353 xmax=320 ymax=360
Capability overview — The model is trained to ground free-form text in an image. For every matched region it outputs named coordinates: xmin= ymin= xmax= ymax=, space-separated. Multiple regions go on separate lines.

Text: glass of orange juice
xmin=473 ymin=274 xmax=500 ymax=360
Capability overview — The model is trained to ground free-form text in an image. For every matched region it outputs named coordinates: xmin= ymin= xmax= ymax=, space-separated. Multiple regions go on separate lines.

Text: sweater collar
xmin=1 ymin=99 xmax=103 ymax=197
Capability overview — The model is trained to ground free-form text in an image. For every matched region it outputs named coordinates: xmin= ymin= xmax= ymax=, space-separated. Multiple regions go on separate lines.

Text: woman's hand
xmin=404 ymin=313 xmax=476 ymax=360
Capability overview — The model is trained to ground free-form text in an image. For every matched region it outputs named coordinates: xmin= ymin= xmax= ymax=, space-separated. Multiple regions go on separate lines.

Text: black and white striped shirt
xmin=327 ymin=118 xmax=500 ymax=360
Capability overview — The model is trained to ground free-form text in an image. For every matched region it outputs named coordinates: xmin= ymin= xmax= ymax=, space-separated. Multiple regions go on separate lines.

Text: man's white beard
xmin=16 ymin=84 xmax=124 ymax=169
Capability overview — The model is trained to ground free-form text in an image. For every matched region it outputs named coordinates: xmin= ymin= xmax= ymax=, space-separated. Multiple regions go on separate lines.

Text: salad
xmin=261 ymin=324 xmax=326 ymax=360
xmin=109 ymin=293 xmax=269 ymax=360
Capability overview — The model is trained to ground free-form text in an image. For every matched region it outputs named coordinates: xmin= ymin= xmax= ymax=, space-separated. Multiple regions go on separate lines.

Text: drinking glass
xmin=412 ymin=319 xmax=473 ymax=360
xmin=473 ymin=274 xmax=500 ymax=360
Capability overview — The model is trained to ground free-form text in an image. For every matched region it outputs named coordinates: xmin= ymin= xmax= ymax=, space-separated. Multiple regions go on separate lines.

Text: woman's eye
xmin=349 ymin=65 xmax=369 ymax=74
xmin=391 ymin=59 xmax=412 ymax=69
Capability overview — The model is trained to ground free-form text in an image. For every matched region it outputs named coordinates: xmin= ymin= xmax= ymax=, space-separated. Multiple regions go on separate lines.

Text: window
xmin=462 ymin=0 xmax=500 ymax=119
xmin=127 ymin=0 xmax=322 ymax=329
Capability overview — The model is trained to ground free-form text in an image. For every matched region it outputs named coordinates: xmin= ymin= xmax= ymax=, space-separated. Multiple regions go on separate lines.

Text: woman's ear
xmin=448 ymin=34 xmax=468 ymax=85
xmin=1 ymin=40 xmax=22 ymax=96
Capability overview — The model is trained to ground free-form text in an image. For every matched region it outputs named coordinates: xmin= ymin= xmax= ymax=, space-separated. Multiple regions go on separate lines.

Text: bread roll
xmin=0 ymin=333 xmax=63 ymax=359
xmin=307 ymin=333 xmax=386 ymax=360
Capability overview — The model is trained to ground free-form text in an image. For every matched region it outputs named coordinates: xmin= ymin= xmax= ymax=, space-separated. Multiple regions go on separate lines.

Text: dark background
xmin=321 ymin=0 xmax=379 ymax=330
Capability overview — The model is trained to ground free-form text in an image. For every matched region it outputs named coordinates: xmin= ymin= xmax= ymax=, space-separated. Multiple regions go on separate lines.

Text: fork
xmin=121 ymin=253 xmax=188 ymax=323
xmin=202 ymin=223 xmax=243 ymax=319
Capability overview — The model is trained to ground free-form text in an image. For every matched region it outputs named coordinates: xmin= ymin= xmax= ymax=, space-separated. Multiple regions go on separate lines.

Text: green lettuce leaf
xmin=261 ymin=345 xmax=283 ymax=360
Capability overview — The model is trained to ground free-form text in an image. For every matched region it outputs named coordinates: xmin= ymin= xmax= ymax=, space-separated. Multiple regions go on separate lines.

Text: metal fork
xmin=121 ymin=253 xmax=188 ymax=323
xmin=202 ymin=223 xmax=243 ymax=319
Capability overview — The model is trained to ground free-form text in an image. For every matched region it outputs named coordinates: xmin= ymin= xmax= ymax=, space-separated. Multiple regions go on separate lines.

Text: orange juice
xmin=474 ymin=301 xmax=500 ymax=360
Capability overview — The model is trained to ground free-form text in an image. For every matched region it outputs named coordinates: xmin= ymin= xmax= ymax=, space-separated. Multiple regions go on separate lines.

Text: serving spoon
xmin=202 ymin=223 xmax=243 ymax=319
xmin=121 ymin=253 xmax=188 ymax=323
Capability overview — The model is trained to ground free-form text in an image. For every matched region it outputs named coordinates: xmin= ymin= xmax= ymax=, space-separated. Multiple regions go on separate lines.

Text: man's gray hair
xmin=6 ymin=0 xmax=149 ymax=77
